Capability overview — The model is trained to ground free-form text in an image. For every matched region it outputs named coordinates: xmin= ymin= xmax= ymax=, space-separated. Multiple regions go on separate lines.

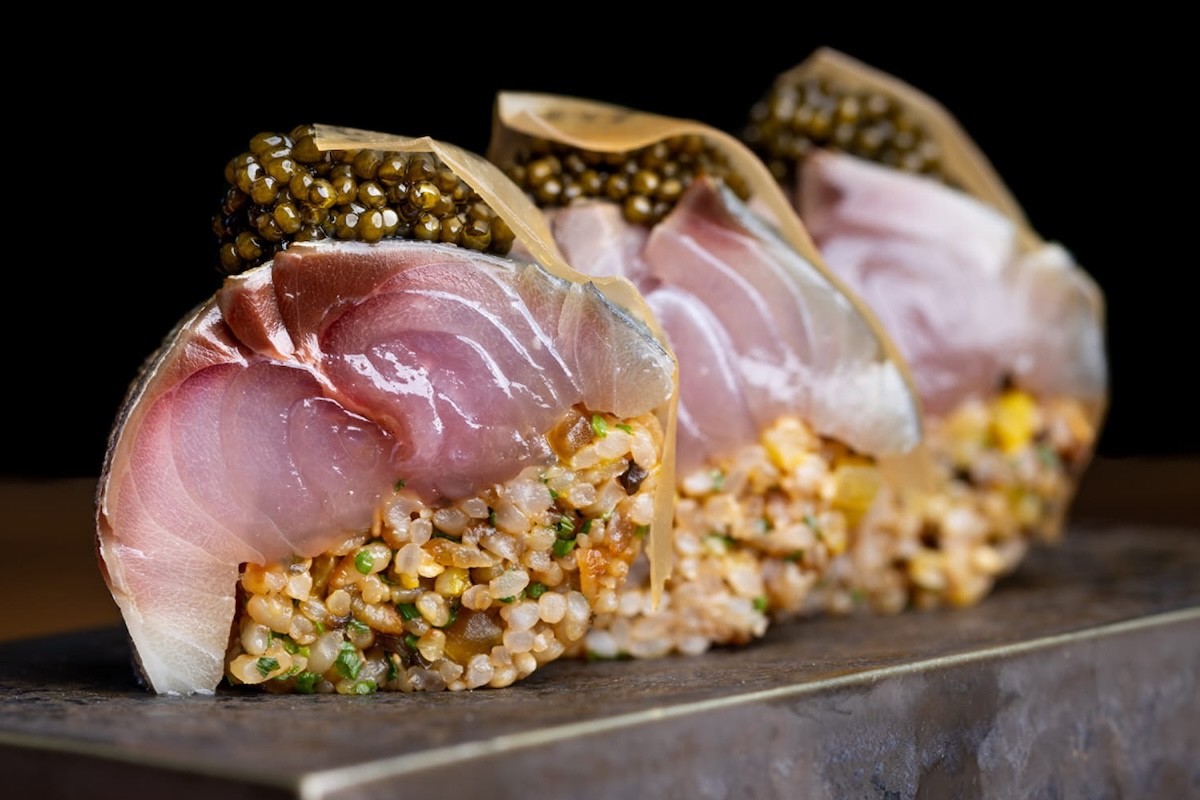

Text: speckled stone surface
xmin=2 ymin=520 xmax=1198 ymax=799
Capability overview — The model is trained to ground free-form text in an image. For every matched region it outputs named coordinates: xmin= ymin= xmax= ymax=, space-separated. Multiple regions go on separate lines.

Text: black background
xmin=6 ymin=19 xmax=1194 ymax=479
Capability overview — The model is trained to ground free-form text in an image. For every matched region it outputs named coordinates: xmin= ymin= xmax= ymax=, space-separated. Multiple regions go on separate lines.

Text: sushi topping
xmin=504 ymin=135 xmax=751 ymax=226
xmin=743 ymin=76 xmax=944 ymax=187
xmin=214 ymin=124 xmax=516 ymax=274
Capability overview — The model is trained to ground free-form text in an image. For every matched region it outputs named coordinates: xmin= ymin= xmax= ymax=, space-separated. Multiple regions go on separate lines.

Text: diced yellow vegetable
xmin=434 ymin=566 xmax=471 ymax=597
xmin=831 ymin=462 xmax=882 ymax=526
xmin=990 ymin=390 xmax=1037 ymax=453
xmin=764 ymin=417 xmax=815 ymax=471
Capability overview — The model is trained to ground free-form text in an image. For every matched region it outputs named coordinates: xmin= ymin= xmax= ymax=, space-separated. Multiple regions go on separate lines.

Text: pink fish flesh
xmin=96 ymin=239 xmax=673 ymax=694
xmin=547 ymin=177 xmax=920 ymax=475
xmin=796 ymin=150 xmax=1107 ymax=416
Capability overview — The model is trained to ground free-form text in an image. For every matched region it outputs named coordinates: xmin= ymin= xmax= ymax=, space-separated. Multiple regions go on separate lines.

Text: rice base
xmin=584 ymin=389 xmax=1096 ymax=659
xmin=223 ymin=406 xmax=663 ymax=693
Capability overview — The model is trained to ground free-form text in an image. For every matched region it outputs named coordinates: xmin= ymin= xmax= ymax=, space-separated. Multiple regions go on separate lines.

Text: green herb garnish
xmin=256 ymin=657 xmax=280 ymax=678
xmin=553 ymin=538 xmax=577 ymax=557
xmin=804 ymin=514 xmax=825 ymax=541
xmin=334 ymin=643 xmax=362 ymax=680
xmin=710 ymin=470 xmax=725 ymax=491
xmin=351 ymin=680 xmax=377 ymax=695
xmin=435 ymin=602 xmax=460 ymax=628
xmin=635 ymin=525 xmax=649 ymax=538
xmin=706 ymin=532 xmax=735 ymax=549
xmin=1035 ymin=442 xmax=1061 ymax=469
xmin=346 ymin=619 xmax=370 ymax=636
xmin=591 ymin=414 xmax=609 ymax=438
xmin=753 ymin=596 xmax=769 ymax=613
xmin=295 ymin=671 xmax=320 ymax=694
xmin=527 ymin=582 xmax=548 ymax=599
xmin=556 ymin=516 xmax=576 ymax=537
xmin=616 ymin=423 xmax=633 ymax=434
xmin=394 ymin=478 xmax=407 ymax=491
xmin=397 ymin=603 xmax=420 ymax=621
xmin=275 ymin=664 xmax=303 ymax=680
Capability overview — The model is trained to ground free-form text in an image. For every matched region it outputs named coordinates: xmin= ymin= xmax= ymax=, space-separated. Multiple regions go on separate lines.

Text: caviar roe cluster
xmin=504 ymin=135 xmax=752 ymax=227
xmin=743 ymin=76 xmax=944 ymax=186
xmin=214 ymin=124 xmax=516 ymax=275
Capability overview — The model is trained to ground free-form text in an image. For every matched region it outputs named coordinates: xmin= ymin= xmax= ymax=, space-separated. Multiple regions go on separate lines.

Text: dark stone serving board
xmin=2 ymin=521 xmax=1198 ymax=799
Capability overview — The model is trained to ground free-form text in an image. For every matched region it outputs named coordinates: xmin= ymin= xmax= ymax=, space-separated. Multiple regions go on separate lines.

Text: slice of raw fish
xmin=97 ymin=239 xmax=673 ymax=695
xmin=797 ymin=150 xmax=1107 ymax=417
xmin=550 ymin=177 xmax=920 ymax=475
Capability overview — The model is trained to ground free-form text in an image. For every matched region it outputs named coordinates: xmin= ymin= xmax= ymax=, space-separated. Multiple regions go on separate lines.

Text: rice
xmin=584 ymin=389 xmax=1097 ymax=659
xmin=223 ymin=405 xmax=663 ymax=694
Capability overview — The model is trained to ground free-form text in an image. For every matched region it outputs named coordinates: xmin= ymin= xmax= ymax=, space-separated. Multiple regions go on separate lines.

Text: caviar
xmin=743 ymin=77 xmax=944 ymax=186
xmin=214 ymin=125 xmax=516 ymax=274
xmin=504 ymin=135 xmax=751 ymax=227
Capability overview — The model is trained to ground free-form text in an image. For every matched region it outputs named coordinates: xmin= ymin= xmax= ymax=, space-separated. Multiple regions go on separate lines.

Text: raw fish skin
xmin=798 ymin=150 xmax=1107 ymax=418
xmin=96 ymin=240 xmax=674 ymax=695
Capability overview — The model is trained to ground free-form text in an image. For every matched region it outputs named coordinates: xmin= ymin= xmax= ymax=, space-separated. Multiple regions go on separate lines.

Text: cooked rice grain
xmin=586 ymin=390 xmax=1096 ymax=659
xmin=224 ymin=406 xmax=663 ymax=693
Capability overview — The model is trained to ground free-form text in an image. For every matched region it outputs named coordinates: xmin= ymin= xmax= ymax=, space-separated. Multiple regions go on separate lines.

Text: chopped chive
xmin=706 ymin=532 xmax=735 ymax=549
xmin=279 ymin=635 xmax=306 ymax=656
xmin=635 ymin=524 xmax=649 ymax=538
xmin=804 ymin=514 xmax=821 ymax=533
xmin=334 ymin=643 xmax=362 ymax=680
xmin=404 ymin=634 xmax=420 ymax=651
xmin=434 ymin=601 xmax=460 ymax=628
xmin=256 ymin=657 xmax=280 ymax=678
xmin=527 ymin=582 xmax=548 ymax=599
xmin=394 ymin=478 xmax=407 ymax=491
xmin=547 ymin=486 xmax=560 ymax=499
xmin=616 ymin=423 xmax=633 ymax=434
xmin=314 ymin=621 xmax=326 ymax=634
xmin=1035 ymin=442 xmax=1061 ymax=469
xmin=498 ymin=595 xmax=516 ymax=604
xmin=386 ymin=654 xmax=399 ymax=682
xmin=553 ymin=537 xmax=577 ymax=557
xmin=556 ymin=516 xmax=576 ymax=537
xmin=710 ymin=470 xmax=725 ymax=491
xmin=351 ymin=680 xmax=378 ymax=695
xmin=580 ymin=518 xmax=593 ymax=535
xmin=591 ymin=414 xmax=609 ymax=438
xmin=354 ymin=550 xmax=375 ymax=575
xmin=275 ymin=664 xmax=302 ymax=680
xmin=432 ymin=530 xmax=457 ymax=540
xmin=397 ymin=603 xmax=420 ymax=621
xmin=753 ymin=596 xmax=769 ymax=613
xmin=488 ymin=509 xmax=497 ymax=527
xmin=785 ymin=550 xmax=805 ymax=562
xmin=295 ymin=671 xmax=320 ymax=694
xmin=346 ymin=619 xmax=369 ymax=635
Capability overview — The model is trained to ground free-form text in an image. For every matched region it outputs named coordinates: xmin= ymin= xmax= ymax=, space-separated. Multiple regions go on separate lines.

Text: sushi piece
xmin=743 ymin=48 xmax=1108 ymax=609
xmin=488 ymin=93 xmax=926 ymax=658
xmin=96 ymin=126 xmax=678 ymax=695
